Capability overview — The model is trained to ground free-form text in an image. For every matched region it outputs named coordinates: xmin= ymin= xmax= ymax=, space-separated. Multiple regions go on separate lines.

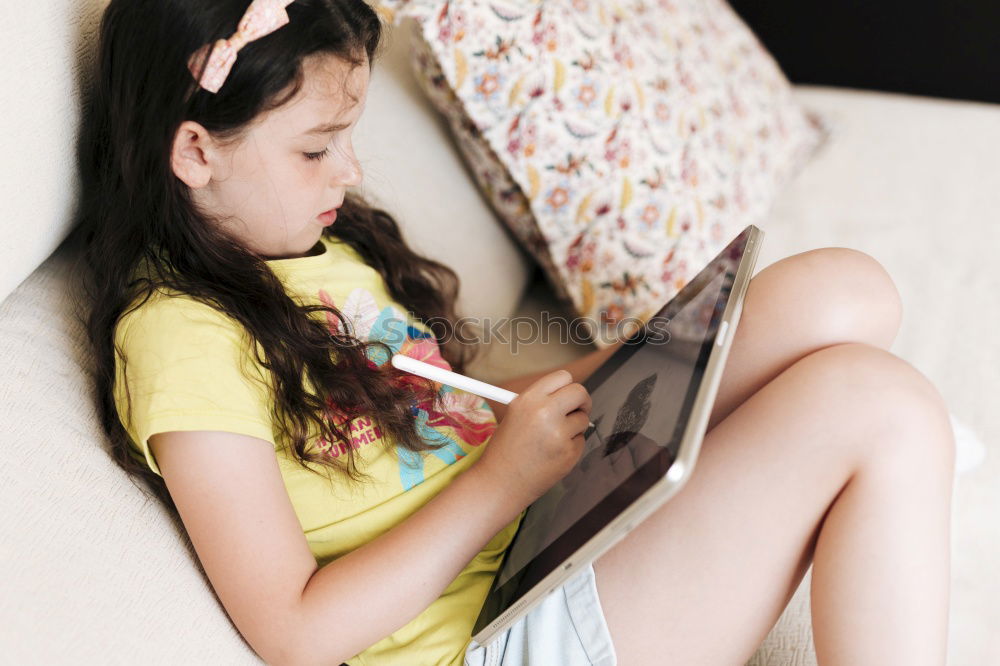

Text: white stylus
xmin=390 ymin=354 xmax=597 ymax=431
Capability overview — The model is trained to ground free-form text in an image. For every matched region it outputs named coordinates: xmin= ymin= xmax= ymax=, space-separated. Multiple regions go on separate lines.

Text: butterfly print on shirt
xmin=319 ymin=287 xmax=497 ymax=490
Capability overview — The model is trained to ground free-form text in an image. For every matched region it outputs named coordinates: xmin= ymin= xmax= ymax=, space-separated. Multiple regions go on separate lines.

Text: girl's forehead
xmin=301 ymin=54 xmax=370 ymax=111
xmin=263 ymin=56 xmax=370 ymax=134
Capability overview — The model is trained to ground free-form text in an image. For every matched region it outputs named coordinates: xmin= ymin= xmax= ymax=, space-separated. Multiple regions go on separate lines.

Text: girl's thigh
xmin=591 ymin=342 xmax=952 ymax=665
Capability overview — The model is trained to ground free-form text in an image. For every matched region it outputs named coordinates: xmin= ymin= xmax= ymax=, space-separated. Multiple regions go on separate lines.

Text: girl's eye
xmin=304 ymin=148 xmax=330 ymax=161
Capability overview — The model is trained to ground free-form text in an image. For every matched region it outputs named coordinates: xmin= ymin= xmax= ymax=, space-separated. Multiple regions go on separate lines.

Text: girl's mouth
xmin=318 ymin=208 xmax=338 ymax=225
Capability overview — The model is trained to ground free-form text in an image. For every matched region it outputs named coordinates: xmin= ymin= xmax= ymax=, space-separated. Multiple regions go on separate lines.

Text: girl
xmin=76 ymin=1 xmax=955 ymax=665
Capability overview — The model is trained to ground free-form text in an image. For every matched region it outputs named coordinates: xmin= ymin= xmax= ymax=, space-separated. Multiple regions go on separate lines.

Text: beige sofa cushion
xmin=0 ymin=239 xmax=257 ymax=663
xmin=0 ymin=0 xmax=104 ymax=304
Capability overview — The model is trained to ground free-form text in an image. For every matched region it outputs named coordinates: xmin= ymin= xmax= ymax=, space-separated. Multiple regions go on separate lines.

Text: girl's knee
xmin=765 ymin=247 xmax=903 ymax=350
xmin=795 ymin=342 xmax=956 ymax=472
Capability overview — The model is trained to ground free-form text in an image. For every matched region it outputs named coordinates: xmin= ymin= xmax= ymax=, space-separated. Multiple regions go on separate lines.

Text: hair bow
xmin=188 ymin=0 xmax=296 ymax=94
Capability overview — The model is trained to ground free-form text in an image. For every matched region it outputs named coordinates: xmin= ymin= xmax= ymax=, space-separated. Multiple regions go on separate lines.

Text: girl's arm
xmin=485 ymin=340 xmax=623 ymax=421
xmin=150 ymin=429 xmax=525 ymax=666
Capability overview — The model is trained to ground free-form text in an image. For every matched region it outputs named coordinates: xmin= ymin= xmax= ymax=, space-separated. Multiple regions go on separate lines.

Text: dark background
xmin=726 ymin=0 xmax=999 ymax=104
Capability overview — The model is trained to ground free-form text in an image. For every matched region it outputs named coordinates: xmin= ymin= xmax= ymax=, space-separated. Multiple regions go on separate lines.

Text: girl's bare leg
xmin=591 ymin=249 xmax=955 ymax=665
xmin=708 ymin=247 xmax=904 ymax=432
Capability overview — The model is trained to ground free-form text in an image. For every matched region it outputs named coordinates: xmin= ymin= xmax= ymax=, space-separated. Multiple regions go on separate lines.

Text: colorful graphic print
xmin=317 ymin=287 xmax=497 ymax=491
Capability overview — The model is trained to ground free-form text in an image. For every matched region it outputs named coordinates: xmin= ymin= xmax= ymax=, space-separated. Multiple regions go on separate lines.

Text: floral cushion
xmin=378 ymin=0 xmax=831 ymax=347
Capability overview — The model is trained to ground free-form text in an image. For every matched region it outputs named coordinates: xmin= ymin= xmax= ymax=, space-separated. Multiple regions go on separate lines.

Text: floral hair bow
xmin=188 ymin=0 xmax=296 ymax=94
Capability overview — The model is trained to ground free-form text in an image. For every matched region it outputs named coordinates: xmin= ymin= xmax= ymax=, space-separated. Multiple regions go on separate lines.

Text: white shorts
xmin=464 ymin=563 xmax=618 ymax=666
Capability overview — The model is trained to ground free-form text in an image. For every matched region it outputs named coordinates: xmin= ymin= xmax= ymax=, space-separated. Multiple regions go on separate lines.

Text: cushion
xmin=0 ymin=238 xmax=261 ymax=663
xmin=384 ymin=0 xmax=831 ymax=347
xmin=0 ymin=0 xmax=104 ymax=305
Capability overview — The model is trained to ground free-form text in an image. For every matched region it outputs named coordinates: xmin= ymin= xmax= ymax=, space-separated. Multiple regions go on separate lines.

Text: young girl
xmin=77 ymin=1 xmax=956 ymax=664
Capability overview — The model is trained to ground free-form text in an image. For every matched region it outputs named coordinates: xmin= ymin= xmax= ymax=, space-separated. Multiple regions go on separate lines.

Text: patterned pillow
xmin=378 ymin=0 xmax=831 ymax=347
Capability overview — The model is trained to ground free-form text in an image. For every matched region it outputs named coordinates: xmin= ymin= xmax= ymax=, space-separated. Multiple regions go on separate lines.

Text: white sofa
xmin=2 ymin=2 xmax=996 ymax=664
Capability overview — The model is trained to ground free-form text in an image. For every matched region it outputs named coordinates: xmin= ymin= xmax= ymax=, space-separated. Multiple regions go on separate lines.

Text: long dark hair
xmin=73 ymin=0 xmax=482 ymax=513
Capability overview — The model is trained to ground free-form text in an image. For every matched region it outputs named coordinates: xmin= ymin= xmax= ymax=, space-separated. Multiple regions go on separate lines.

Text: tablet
xmin=471 ymin=224 xmax=763 ymax=646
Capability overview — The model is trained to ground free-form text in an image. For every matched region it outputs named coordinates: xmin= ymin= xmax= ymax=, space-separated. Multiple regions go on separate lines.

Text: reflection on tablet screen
xmin=494 ymin=268 xmax=727 ymax=588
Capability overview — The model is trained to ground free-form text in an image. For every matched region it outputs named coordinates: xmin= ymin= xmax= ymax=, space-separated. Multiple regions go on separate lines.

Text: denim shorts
xmin=464 ymin=563 xmax=618 ymax=666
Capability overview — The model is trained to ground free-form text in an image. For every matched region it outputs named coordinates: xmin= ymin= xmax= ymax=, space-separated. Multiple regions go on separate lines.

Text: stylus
xmin=390 ymin=354 xmax=598 ymax=432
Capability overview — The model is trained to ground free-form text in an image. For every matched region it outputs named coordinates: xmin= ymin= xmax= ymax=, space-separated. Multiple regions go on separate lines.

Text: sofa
xmin=1 ymin=1 xmax=996 ymax=664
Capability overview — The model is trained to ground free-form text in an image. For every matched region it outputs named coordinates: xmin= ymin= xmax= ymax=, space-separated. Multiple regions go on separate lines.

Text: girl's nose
xmin=333 ymin=149 xmax=363 ymax=188
xmin=343 ymin=158 xmax=362 ymax=187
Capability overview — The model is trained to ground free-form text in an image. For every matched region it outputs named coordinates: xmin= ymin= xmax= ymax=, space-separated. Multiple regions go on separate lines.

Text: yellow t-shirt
xmin=113 ymin=235 xmax=526 ymax=665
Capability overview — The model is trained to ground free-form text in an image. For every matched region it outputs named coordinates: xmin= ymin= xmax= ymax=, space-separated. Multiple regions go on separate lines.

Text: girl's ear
xmin=170 ymin=120 xmax=215 ymax=189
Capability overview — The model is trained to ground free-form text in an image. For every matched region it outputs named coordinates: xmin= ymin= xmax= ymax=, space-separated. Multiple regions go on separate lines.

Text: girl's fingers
xmin=552 ymin=382 xmax=592 ymax=416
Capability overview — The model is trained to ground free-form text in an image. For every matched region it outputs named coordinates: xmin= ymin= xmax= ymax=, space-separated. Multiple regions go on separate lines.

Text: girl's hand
xmin=472 ymin=369 xmax=592 ymax=508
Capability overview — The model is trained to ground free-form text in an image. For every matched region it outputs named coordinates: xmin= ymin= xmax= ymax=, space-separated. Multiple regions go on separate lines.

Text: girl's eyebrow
xmin=302 ymin=120 xmax=351 ymax=136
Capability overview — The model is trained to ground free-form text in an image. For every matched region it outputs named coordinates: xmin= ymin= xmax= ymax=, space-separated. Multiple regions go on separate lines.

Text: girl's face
xmin=172 ymin=54 xmax=370 ymax=260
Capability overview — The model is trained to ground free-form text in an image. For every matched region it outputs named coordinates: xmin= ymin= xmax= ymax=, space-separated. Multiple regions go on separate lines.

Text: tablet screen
xmin=493 ymin=263 xmax=729 ymax=588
